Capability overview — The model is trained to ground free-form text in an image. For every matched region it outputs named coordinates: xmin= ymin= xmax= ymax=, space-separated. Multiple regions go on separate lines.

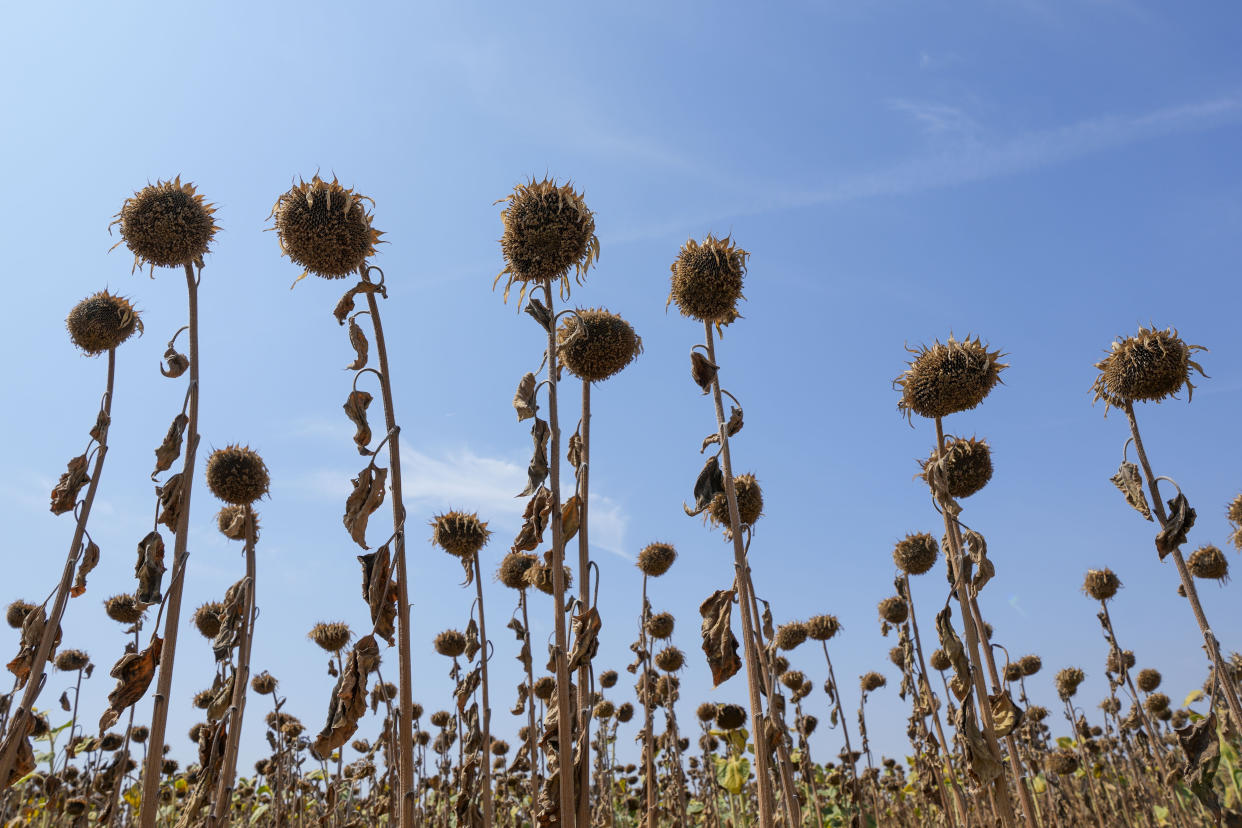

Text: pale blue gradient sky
xmin=2 ymin=1 xmax=1240 ymax=774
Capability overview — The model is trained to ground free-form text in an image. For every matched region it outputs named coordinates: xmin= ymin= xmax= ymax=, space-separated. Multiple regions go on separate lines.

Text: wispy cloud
xmin=610 ymin=92 xmax=1242 ymax=242
xmin=888 ymin=99 xmax=979 ymax=138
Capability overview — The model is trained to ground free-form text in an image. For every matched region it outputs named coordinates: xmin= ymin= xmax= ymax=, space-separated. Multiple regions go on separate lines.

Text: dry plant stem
xmin=360 ymin=270 xmax=417 ymax=828
xmin=640 ymin=575 xmax=657 ymax=828
xmin=933 ymin=417 xmax=1018 ymax=828
xmin=519 ymin=591 xmax=540 ymax=826
xmin=702 ymin=320 xmax=775 ymax=828
xmin=0 ymin=348 xmax=115 ymax=791
xmin=140 ymin=262 xmax=201 ymax=828
xmin=818 ymin=642 xmax=858 ymax=806
xmin=1122 ymin=402 xmax=1242 ymax=731
xmin=1099 ymin=604 xmax=1171 ymax=782
xmin=904 ymin=576 xmax=968 ymax=828
xmin=1061 ymin=701 xmax=1106 ymax=828
xmin=575 ymin=379 xmax=592 ymax=828
xmin=541 ymin=281 xmax=577 ymax=828
xmin=208 ymin=505 xmax=258 ymax=828
xmin=472 ymin=555 xmax=495 ymax=828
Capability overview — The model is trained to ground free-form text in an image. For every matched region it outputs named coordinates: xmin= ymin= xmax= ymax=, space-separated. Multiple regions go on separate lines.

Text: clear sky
xmin=2 ymin=0 xmax=1240 ymax=775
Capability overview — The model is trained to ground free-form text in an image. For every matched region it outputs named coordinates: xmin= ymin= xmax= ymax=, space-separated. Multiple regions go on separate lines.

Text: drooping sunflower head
xmin=496 ymin=178 xmax=599 ymax=303
xmin=775 ymin=621 xmax=808 ymax=651
xmin=1082 ymin=568 xmax=1122 ymax=602
xmin=271 ymin=175 xmax=382 ymax=281
xmin=895 ymin=335 xmax=1007 ymax=421
xmin=308 ymin=621 xmax=352 ymax=654
xmin=433 ymin=629 xmax=467 ymax=659
xmin=205 ymin=445 xmax=269 ymax=506
xmin=1187 ymin=544 xmax=1228 ymax=582
xmin=113 ymin=177 xmax=218 ymax=273
xmin=1054 ymin=666 xmax=1085 ymax=700
xmin=66 ymin=291 xmax=142 ymax=355
xmin=557 ymin=308 xmax=642 ymax=383
xmin=667 ymin=234 xmax=749 ymax=325
xmin=860 ymin=672 xmax=887 ymax=693
xmin=877 ymin=596 xmax=908 ymax=625
xmin=707 ymin=473 xmax=763 ymax=534
xmin=637 ymin=542 xmax=677 ymax=578
xmin=429 ymin=511 xmax=491 ymax=560
xmin=1091 ymin=326 xmax=1206 ymax=409
xmin=497 ymin=551 xmax=538 ymax=591
xmin=805 ymin=614 xmax=841 ymax=642
xmin=922 ymin=436 xmax=993 ymax=499
xmin=893 ymin=533 xmax=939 ymax=576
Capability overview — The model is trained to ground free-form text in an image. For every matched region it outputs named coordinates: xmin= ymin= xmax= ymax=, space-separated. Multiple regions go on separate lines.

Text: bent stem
xmin=360 ymin=266 xmax=418 ymax=827
xmin=140 ymin=262 xmax=202 ymax=828
xmin=472 ymin=555 xmax=494 ymax=828
xmin=208 ymin=504 xmax=258 ymax=828
xmin=0 ymin=348 xmax=116 ymax=791
xmin=1122 ymin=401 xmax=1242 ymax=732
xmin=701 ymin=320 xmax=774 ymax=828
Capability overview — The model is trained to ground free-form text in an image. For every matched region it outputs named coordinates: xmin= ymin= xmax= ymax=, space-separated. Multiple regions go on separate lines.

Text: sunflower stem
xmin=576 ymin=377 xmax=592 ymax=828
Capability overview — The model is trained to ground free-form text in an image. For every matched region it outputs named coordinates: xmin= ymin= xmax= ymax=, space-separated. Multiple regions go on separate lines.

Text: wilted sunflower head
xmin=646 ymin=612 xmax=675 ymax=640
xmin=708 ymin=473 xmax=763 ymax=534
xmin=667 ymin=234 xmax=749 ymax=325
xmin=895 ymin=335 xmax=1007 ymax=421
xmin=271 ymin=175 xmax=382 ymax=281
xmin=192 ymin=602 xmax=223 ymax=640
xmin=654 ymin=646 xmax=685 ymax=673
xmin=309 ymin=621 xmax=352 ymax=653
xmin=1187 ymin=544 xmax=1229 ymax=582
xmin=715 ymin=703 xmax=747 ymax=731
xmin=430 ymin=511 xmax=491 ymax=560
xmin=1137 ymin=668 xmax=1162 ymax=693
xmin=923 ymin=436 xmax=993 ymax=499
xmin=433 ymin=629 xmax=467 ymax=659
xmin=66 ymin=291 xmax=142 ymax=355
xmin=1227 ymin=494 xmax=1242 ymax=550
xmin=1091 ymin=326 xmax=1206 ymax=409
xmin=532 ymin=676 xmax=556 ymax=701
xmin=205 ymin=445 xmax=269 ymax=506
xmin=637 ymin=542 xmax=677 ymax=578
xmin=216 ymin=505 xmax=257 ymax=542
xmin=557 ymin=308 xmax=642 ymax=383
xmin=877 ymin=596 xmax=908 ymax=625
xmin=1082 ymin=568 xmax=1122 ymax=602
xmin=600 ymin=669 xmax=618 ymax=689
xmin=524 ymin=559 xmax=573 ymax=596
xmin=104 ymin=594 xmax=143 ymax=625
xmin=1047 ymin=750 xmax=1078 ymax=776
xmin=617 ymin=702 xmax=635 ymax=723
xmin=251 ymin=672 xmax=278 ymax=696
xmin=1054 ymin=667 xmax=1085 ymax=700
xmin=496 ymin=551 xmax=538 ymax=590
xmin=1018 ymin=654 xmax=1042 ymax=676
xmin=860 ymin=672 xmax=887 ymax=693
xmin=5 ymin=600 xmax=36 ymax=630
xmin=929 ymin=649 xmax=951 ymax=672
xmin=805 ymin=614 xmax=841 ymax=642
xmin=893 ymin=533 xmax=939 ymax=576
xmin=113 ymin=177 xmax=218 ymax=273
xmin=54 ymin=649 xmax=90 ymax=672
xmin=775 ymin=621 xmax=808 ymax=651
xmin=1144 ymin=693 xmax=1170 ymax=716
xmin=496 ymin=177 xmax=599 ymax=302
xmin=593 ymin=700 xmax=616 ymax=720
xmin=1105 ymin=648 xmax=1135 ymax=674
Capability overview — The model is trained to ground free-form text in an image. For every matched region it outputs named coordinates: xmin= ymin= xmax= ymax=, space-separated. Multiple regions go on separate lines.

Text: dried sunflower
xmin=496 ymin=177 xmax=599 ymax=303
xmin=66 ymin=292 xmax=142 ymax=355
xmin=895 ymin=335 xmax=1007 ymax=421
xmin=668 ymin=234 xmax=748 ymax=325
xmin=556 ymin=308 xmax=642 ymax=382
xmin=1091 ymin=326 xmax=1206 ymax=409
xmin=205 ymin=445 xmax=269 ymax=506
xmin=271 ymin=175 xmax=382 ymax=281
xmin=112 ymin=177 xmax=218 ymax=272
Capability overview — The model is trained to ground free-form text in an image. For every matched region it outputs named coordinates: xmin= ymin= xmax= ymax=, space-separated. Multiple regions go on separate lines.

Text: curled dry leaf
xmin=455 ymin=664 xmax=481 ymax=715
xmin=90 ymin=410 xmax=110 ymax=444
xmin=512 ymin=487 xmax=552 ymax=553
xmin=513 ymin=372 xmax=538 ymax=422
xmin=6 ymin=607 xmax=57 ymax=688
xmin=70 ymin=539 xmax=100 ymax=598
xmin=1176 ymin=710 xmax=1221 ymax=819
xmin=510 ymin=681 xmax=529 ymax=716
xmin=156 ymin=472 xmax=184 ymax=532
xmin=699 ymin=589 xmax=741 ymax=687
xmin=567 ymin=607 xmax=601 ymax=673
xmin=160 ymin=344 xmax=190 ymax=379
xmin=343 ymin=391 xmax=374 ymax=455
xmin=346 ymin=317 xmax=369 ymax=371
xmin=207 ymin=672 xmax=235 ymax=722
xmin=567 ymin=427 xmax=583 ymax=470
xmin=1156 ymin=493 xmax=1196 ymax=560
xmin=518 ymin=419 xmax=550 ymax=497
xmin=961 ymin=529 xmax=994 ymax=596
xmin=98 ymin=635 xmax=162 ymax=733
xmin=690 ymin=351 xmax=718 ymax=393
xmin=958 ymin=698 xmax=1004 ymax=785
xmin=701 ymin=406 xmax=744 ymax=453
xmin=312 ymin=635 xmax=380 ymax=760
xmin=153 ymin=413 xmax=189 ymax=479
xmin=59 ymin=691 xmax=71 ymax=712
xmin=464 ymin=617 xmax=481 ymax=662
xmin=1111 ymin=461 xmax=1152 ymax=521
xmin=0 ymin=724 xmax=34 ymax=790
xmin=989 ymin=691 xmax=1024 ymax=738
xmin=525 ymin=297 xmax=552 ymax=331
xmin=935 ymin=605 xmax=972 ymax=701
xmin=333 ymin=281 xmax=383 ymax=326
xmin=344 ymin=464 xmax=388 ymax=549
xmin=134 ymin=531 xmax=167 ymax=605
xmin=507 ymin=617 xmax=531 ymax=672
xmin=50 ymin=454 xmax=90 ymax=515
xmin=211 ymin=578 xmax=248 ymax=662
xmin=684 ymin=455 xmax=725 ymax=517
xmin=560 ymin=495 xmax=581 ymax=545
xmin=357 ymin=545 xmax=397 ymax=647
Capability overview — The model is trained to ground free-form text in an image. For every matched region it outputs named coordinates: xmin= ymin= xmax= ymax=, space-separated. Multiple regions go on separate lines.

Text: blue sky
xmin=2 ymin=1 xmax=1240 ymax=774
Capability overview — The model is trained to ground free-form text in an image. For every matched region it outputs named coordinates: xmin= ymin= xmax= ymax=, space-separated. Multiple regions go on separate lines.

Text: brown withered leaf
xmin=958 ymin=697 xmax=1004 ymax=785
xmin=989 ymin=691 xmax=1024 ymax=738
xmin=935 ymin=605 xmax=972 ymax=701
xmin=6 ymin=607 xmax=51 ymax=688
xmin=510 ymin=681 xmax=529 ymax=716
xmin=343 ymin=391 xmax=374 ymax=455
xmin=70 ymin=539 xmax=100 ymax=598
xmin=99 ymin=635 xmax=162 ymax=732
xmin=59 ymin=691 xmax=71 ymax=712
xmin=518 ymin=419 xmax=550 ymax=497
xmin=50 ymin=454 xmax=90 ymax=515
xmin=455 ymin=663 xmax=481 ymax=715
xmin=525 ymin=297 xmax=552 ymax=331
xmin=1156 ymin=493 xmax=1196 ymax=560
xmin=513 ymin=372 xmax=538 ymax=422
xmin=699 ymin=589 xmax=741 ymax=687
xmin=701 ymin=406 xmax=744 ymax=453
xmin=567 ymin=607 xmax=601 ymax=673
xmin=90 ymin=410 xmax=110 ymax=444
xmin=160 ymin=345 xmax=189 ymax=379
xmin=0 ymin=725 xmax=34 ymax=790
xmin=1176 ymin=710 xmax=1221 ymax=819
xmin=207 ymin=672 xmax=235 ymax=722
xmin=312 ymin=635 xmax=379 ymax=760
xmin=211 ymin=578 xmax=248 ymax=662
xmin=512 ymin=487 xmax=552 ymax=553
xmin=961 ymin=529 xmax=994 ymax=596
xmin=156 ymin=473 xmax=184 ymax=532
xmin=465 ymin=617 xmax=481 ymax=663
xmin=508 ymin=617 xmax=531 ymax=672
xmin=690 ymin=351 xmax=717 ymax=393
xmin=358 ymin=545 xmax=398 ymax=647
xmin=345 ymin=317 xmax=369 ymax=371
xmin=153 ymin=413 xmax=189 ymax=479
xmin=134 ymin=531 xmax=167 ymax=605
xmin=332 ymin=281 xmax=383 ymax=325
xmin=561 ymin=495 xmax=581 ymax=544
xmin=684 ymin=455 xmax=725 ymax=516
xmin=344 ymin=464 xmax=388 ymax=549
xmin=1111 ymin=461 xmax=1152 ymax=521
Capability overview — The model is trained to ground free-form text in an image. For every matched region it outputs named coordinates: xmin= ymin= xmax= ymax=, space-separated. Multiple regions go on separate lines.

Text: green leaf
xmin=716 ymin=755 xmax=751 ymax=795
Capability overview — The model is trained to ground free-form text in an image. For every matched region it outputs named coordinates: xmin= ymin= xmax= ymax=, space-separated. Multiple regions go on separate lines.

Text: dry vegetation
xmin=1 ymin=174 xmax=1240 ymax=828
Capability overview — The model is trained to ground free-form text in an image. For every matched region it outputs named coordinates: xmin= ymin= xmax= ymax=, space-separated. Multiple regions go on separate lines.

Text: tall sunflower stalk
xmin=0 ymin=291 xmax=141 ymax=790
xmin=270 ymin=175 xmax=420 ymax=826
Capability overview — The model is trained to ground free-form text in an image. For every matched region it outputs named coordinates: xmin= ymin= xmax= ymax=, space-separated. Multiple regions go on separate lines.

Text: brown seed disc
xmin=896 ymin=335 xmax=1007 ymax=420
xmin=115 ymin=178 xmax=217 ymax=270
xmin=205 ymin=445 xmax=269 ymax=506
xmin=668 ymin=234 xmax=748 ymax=324
xmin=272 ymin=175 xmax=381 ymax=279
xmin=557 ymin=308 xmax=642 ymax=382
xmin=66 ymin=291 xmax=141 ymax=355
